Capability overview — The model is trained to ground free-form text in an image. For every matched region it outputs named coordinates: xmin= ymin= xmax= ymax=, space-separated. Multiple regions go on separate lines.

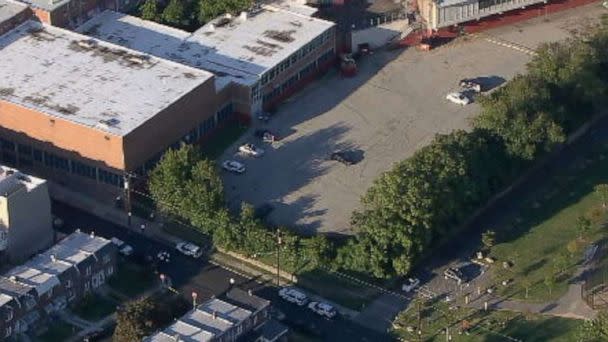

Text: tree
xmin=566 ymin=239 xmax=580 ymax=258
xmin=577 ymin=310 xmax=608 ymax=341
xmin=553 ymin=252 xmax=570 ymax=275
xmin=140 ymin=0 xmax=158 ymax=21
xmin=543 ymin=274 xmax=556 ymax=296
xmin=594 ymin=184 xmax=608 ymax=208
xmin=148 ymin=144 xmax=224 ymax=234
xmin=481 ymin=230 xmax=496 ymax=252
xmin=114 ymin=299 xmax=156 ymax=342
xmin=162 ymin=0 xmax=185 ymax=26
xmin=198 ymin=0 xmax=253 ymax=25
xmin=521 ymin=277 xmax=532 ymax=299
xmin=302 ymin=235 xmax=333 ymax=269
xmin=586 ymin=206 xmax=604 ymax=224
xmin=576 ymin=215 xmax=592 ymax=240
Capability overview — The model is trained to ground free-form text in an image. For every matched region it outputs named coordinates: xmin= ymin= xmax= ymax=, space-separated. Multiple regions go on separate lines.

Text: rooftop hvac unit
xmin=77 ymin=39 xmax=97 ymax=49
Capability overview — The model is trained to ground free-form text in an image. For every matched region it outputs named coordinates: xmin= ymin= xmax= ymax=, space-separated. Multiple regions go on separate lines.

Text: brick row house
xmin=0 ymin=231 xmax=117 ymax=339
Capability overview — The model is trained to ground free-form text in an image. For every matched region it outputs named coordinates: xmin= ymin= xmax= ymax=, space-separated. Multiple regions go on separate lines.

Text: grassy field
xmin=35 ymin=320 xmax=80 ymax=342
xmin=72 ymin=294 xmax=117 ymax=321
xmin=393 ymin=304 xmax=582 ymax=342
xmin=108 ymin=262 xmax=157 ymax=297
xmin=487 ymin=141 xmax=608 ymax=302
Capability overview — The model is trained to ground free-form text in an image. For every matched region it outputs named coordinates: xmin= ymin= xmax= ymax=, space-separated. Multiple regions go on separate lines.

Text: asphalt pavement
xmin=52 ymin=201 xmax=394 ymax=342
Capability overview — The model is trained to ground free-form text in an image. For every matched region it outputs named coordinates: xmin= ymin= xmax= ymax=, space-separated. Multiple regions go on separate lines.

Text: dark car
xmin=459 ymin=79 xmax=482 ymax=92
xmin=330 ymin=151 xmax=354 ymax=165
xmin=254 ymin=203 xmax=275 ymax=220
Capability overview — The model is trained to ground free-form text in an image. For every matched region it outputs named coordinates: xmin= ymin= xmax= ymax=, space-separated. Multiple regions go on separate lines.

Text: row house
xmin=0 ymin=230 xmax=116 ymax=340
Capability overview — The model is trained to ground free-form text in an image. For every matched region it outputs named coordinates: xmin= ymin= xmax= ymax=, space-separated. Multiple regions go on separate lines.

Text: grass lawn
xmin=297 ymin=269 xmax=383 ymax=311
xmin=108 ymin=262 xmax=157 ymax=297
xmin=35 ymin=320 xmax=80 ymax=342
xmin=200 ymin=123 xmax=248 ymax=160
xmin=487 ymin=142 xmax=608 ymax=302
xmin=72 ymin=294 xmax=117 ymax=321
xmin=393 ymin=304 xmax=583 ymax=342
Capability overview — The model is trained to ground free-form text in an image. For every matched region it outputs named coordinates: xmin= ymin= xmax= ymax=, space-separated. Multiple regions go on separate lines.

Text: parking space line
xmin=475 ymin=33 xmax=538 ymax=56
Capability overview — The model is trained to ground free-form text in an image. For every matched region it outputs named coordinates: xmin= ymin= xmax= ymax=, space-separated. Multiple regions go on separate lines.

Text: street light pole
xmin=123 ymin=174 xmax=132 ymax=218
xmin=276 ymin=229 xmax=282 ymax=286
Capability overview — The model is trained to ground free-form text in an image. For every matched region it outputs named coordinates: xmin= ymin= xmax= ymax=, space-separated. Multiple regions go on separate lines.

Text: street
xmin=51 ymin=201 xmax=393 ymax=341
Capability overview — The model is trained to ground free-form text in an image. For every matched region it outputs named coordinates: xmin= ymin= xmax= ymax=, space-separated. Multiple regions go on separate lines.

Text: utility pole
xmin=276 ymin=229 xmax=282 ymax=286
xmin=417 ymin=297 xmax=422 ymax=342
xmin=123 ymin=173 xmax=132 ymax=224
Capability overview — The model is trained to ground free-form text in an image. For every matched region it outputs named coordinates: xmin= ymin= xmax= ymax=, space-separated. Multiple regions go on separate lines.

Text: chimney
xmin=212 ymin=311 xmax=217 ymax=319
xmin=239 ymin=12 xmax=247 ymax=21
xmin=90 ymin=231 xmax=95 ymax=238
xmin=248 ymin=289 xmax=253 ymax=296
xmin=50 ymin=255 xmax=56 ymax=263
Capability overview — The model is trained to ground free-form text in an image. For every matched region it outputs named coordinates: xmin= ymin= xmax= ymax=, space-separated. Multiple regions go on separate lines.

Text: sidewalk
xmin=49 ymin=182 xmax=180 ymax=246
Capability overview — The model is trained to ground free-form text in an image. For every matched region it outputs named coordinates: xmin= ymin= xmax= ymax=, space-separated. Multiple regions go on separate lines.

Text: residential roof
xmin=0 ymin=20 xmax=213 ymax=136
xmin=145 ymin=298 xmax=252 ymax=342
xmin=16 ymin=0 xmax=72 ymax=12
xmin=0 ymin=293 xmax=13 ymax=307
xmin=0 ymin=231 xmax=112 ymax=299
xmin=0 ymin=165 xmax=46 ymax=197
xmin=0 ymin=0 xmax=27 ymax=25
xmin=77 ymin=7 xmax=334 ymax=88
xmin=225 ymin=287 xmax=270 ymax=312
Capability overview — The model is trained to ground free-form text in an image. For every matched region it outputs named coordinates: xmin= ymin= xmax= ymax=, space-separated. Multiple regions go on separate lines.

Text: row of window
xmin=262 ymin=48 xmax=335 ymax=104
xmin=260 ymin=28 xmax=333 ymax=86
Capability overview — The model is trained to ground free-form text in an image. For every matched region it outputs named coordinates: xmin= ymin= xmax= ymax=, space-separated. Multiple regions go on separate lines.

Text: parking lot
xmin=221 ymin=3 xmax=607 ymax=236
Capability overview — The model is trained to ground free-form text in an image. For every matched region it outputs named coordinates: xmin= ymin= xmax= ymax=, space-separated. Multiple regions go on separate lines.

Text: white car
xmin=176 ymin=242 xmax=203 ymax=258
xmin=110 ymin=237 xmax=134 ymax=256
xmin=446 ymin=92 xmax=471 ymax=105
xmin=278 ymin=287 xmax=308 ymax=306
xmin=308 ymin=301 xmax=337 ymax=318
xmin=222 ymin=160 xmax=245 ymax=174
xmin=401 ymin=278 xmax=420 ymax=292
xmin=239 ymin=143 xmax=264 ymax=157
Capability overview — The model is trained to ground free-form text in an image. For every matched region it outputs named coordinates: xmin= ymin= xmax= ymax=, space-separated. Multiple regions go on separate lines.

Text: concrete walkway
xmin=468 ymin=265 xmax=597 ymax=320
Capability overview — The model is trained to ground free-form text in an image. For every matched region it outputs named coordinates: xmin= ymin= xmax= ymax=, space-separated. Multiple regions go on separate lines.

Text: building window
xmin=4 ymin=308 xmax=13 ymax=322
xmin=98 ymin=169 xmax=122 ymax=187
xmin=33 ymin=149 xmax=43 ymax=162
xmin=17 ymin=144 xmax=32 ymax=156
xmin=5 ymin=326 xmax=11 ymax=338
xmin=0 ymin=139 xmax=14 ymax=151
xmin=65 ymin=279 xmax=72 ymax=289
xmin=217 ymin=103 xmax=234 ymax=123
xmin=84 ymin=281 xmax=90 ymax=293
xmin=85 ymin=266 xmax=91 ymax=276
xmin=106 ymin=266 xmax=114 ymax=277
xmin=71 ymin=161 xmax=96 ymax=180
xmin=102 ymin=254 xmax=111 ymax=264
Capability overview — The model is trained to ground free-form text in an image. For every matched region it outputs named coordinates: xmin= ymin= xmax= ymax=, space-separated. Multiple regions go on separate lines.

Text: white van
xmin=278 ymin=287 xmax=309 ymax=306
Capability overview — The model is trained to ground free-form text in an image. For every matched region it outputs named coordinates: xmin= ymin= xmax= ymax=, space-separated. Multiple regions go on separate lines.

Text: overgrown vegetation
xmin=137 ymin=0 xmax=253 ymax=31
xmin=149 ymin=145 xmax=335 ymax=274
xmin=337 ymin=15 xmax=608 ymax=278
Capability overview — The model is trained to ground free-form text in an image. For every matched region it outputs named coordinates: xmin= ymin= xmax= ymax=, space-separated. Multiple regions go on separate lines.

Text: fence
xmin=582 ymin=241 xmax=608 ymax=309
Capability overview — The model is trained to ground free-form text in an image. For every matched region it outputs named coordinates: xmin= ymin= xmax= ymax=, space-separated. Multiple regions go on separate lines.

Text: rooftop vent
xmin=127 ymin=56 xmax=146 ymax=65
xmin=77 ymin=39 xmax=97 ymax=49
xmin=5 ymin=170 xmax=14 ymax=176
xmin=50 ymin=255 xmax=56 ymax=263
xmin=90 ymin=231 xmax=95 ymax=238
xmin=212 ymin=311 xmax=217 ymax=319
xmin=239 ymin=11 xmax=247 ymax=21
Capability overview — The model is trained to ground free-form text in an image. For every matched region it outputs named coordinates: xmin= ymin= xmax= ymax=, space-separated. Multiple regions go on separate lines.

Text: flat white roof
xmin=0 ymin=21 xmax=213 ymax=136
xmin=78 ymin=7 xmax=334 ymax=88
xmin=0 ymin=0 xmax=27 ymax=25
xmin=145 ymin=298 xmax=252 ymax=342
xmin=0 ymin=165 xmax=46 ymax=196
xmin=0 ymin=293 xmax=13 ymax=307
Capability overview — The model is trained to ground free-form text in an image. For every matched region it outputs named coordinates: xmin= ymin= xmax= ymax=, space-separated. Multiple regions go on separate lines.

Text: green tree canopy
xmin=162 ymin=0 xmax=186 ymax=26
xmin=113 ymin=299 xmax=156 ymax=342
xmin=139 ymin=0 xmax=159 ymax=21
xmin=148 ymin=144 xmax=224 ymax=233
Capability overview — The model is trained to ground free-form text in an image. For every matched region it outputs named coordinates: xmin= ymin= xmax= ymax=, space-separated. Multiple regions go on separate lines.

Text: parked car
xmin=308 ymin=301 xmax=337 ymax=318
xmin=444 ymin=267 xmax=465 ymax=283
xmin=278 ymin=287 xmax=309 ymax=306
xmin=222 ymin=160 xmax=245 ymax=174
xmin=254 ymin=129 xmax=277 ymax=143
xmin=176 ymin=242 xmax=203 ymax=258
xmin=254 ymin=203 xmax=274 ymax=220
xmin=110 ymin=237 xmax=134 ymax=256
xmin=239 ymin=143 xmax=264 ymax=157
xmin=401 ymin=278 xmax=420 ymax=292
xmin=446 ymin=92 xmax=471 ymax=105
xmin=459 ymin=78 xmax=482 ymax=92
xmin=330 ymin=151 xmax=354 ymax=165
